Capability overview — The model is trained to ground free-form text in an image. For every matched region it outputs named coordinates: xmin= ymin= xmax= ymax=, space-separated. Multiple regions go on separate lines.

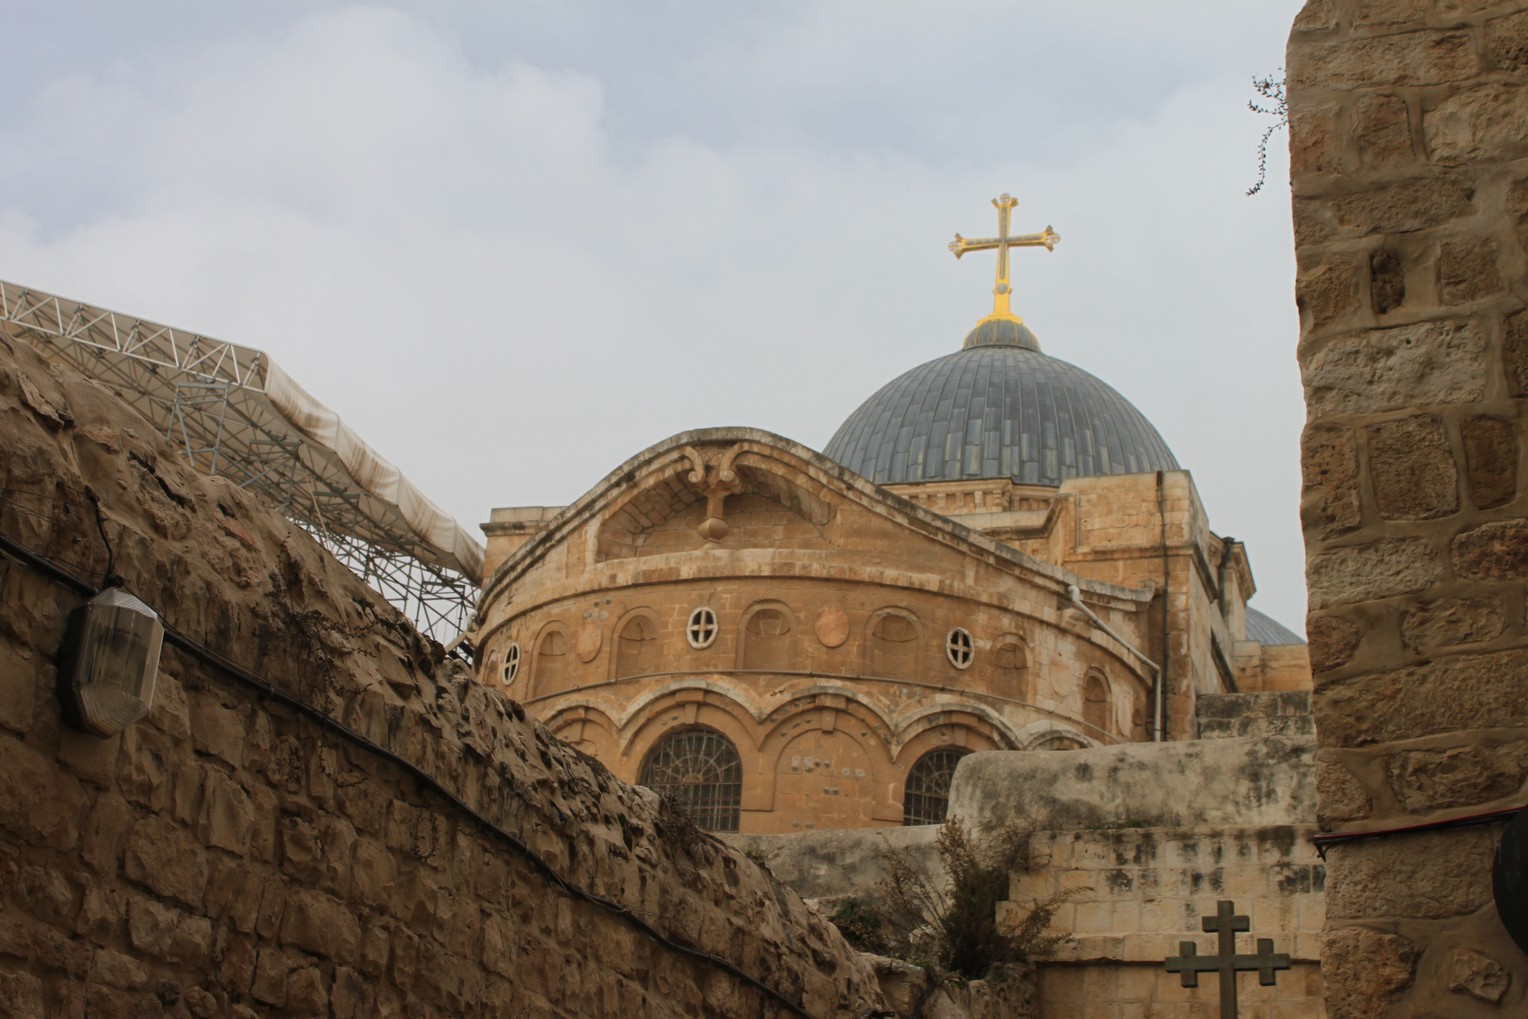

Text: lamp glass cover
xmin=64 ymin=588 xmax=163 ymax=736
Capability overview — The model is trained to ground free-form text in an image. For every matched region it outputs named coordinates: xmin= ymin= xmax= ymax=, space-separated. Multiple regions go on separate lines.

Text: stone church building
xmin=6 ymin=0 xmax=1525 ymax=1009
xmin=474 ymin=197 xmax=1310 ymax=835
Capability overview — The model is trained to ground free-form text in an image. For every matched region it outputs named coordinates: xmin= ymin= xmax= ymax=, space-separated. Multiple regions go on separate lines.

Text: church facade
xmin=473 ymin=196 xmax=1309 ymax=834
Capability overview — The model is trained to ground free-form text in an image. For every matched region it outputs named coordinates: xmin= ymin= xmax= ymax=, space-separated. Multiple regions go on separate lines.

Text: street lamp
xmin=58 ymin=588 xmax=163 ymax=737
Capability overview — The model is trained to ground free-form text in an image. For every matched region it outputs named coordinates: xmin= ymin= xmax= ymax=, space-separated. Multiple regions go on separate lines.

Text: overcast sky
xmin=0 ymin=1 xmax=1309 ymax=631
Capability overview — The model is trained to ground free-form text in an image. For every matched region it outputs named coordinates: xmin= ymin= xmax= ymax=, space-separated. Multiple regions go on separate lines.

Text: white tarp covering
xmin=264 ymin=362 xmax=484 ymax=581
xmin=0 ymin=279 xmax=485 ymax=586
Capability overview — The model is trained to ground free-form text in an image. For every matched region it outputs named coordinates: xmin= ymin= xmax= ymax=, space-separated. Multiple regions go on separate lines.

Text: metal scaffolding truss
xmin=0 ymin=279 xmax=483 ymax=645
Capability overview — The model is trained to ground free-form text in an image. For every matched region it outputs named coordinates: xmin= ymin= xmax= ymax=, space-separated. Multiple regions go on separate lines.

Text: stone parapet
xmin=949 ymin=735 xmax=1316 ymax=832
xmin=480 ymin=504 xmax=564 ymax=580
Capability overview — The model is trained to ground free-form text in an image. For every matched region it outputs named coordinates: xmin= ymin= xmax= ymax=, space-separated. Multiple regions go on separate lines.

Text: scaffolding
xmin=0 ymin=279 xmax=483 ymax=646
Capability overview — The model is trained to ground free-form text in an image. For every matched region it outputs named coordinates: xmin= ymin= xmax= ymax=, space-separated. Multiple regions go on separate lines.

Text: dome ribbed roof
xmin=1244 ymin=607 xmax=1305 ymax=646
xmin=824 ymin=344 xmax=1178 ymax=486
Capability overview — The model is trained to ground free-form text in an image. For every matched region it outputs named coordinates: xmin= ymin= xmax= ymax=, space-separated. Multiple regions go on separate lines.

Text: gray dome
xmin=824 ymin=345 xmax=1178 ymax=486
xmin=1245 ymin=607 xmax=1305 ymax=645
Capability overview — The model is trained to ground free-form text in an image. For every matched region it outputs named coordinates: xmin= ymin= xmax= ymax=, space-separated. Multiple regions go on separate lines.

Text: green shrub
xmin=828 ymin=896 xmax=890 ymax=955
xmin=837 ymin=818 xmax=1070 ymax=980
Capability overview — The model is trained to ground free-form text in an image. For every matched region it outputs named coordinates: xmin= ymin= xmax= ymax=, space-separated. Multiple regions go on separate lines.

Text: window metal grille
xmin=502 ymin=643 xmax=521 ymax=684
xmin=945 ymin=627 xmax=974 ymax=669
xmin=687 ymin=607 xmax=718 ymax=649
xmin=638 ymin=727 xmax=743 ymax=833
xmin=902 ymin=747 xmax=970 ymax=826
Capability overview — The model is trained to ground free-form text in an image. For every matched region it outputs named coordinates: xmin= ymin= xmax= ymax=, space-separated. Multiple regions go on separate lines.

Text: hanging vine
xmin=1247 ymin=71 xmax=1289 ymax=197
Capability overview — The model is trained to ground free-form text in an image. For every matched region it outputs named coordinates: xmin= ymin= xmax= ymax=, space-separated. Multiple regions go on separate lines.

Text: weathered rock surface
xmin=949 ymin=735 xmax=1316 ymax=831
xmin=1320 ymin=927 xmax=1416 ymax=1019
xmin=0 ymin=335 xmax=904 ymax=1016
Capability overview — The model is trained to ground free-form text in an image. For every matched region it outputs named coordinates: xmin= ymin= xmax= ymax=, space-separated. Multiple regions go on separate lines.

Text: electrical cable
xmin=1312 ymin=806 xmax=1521 ymax=859
xmin=0 ymin=526 xmax=820 ymax=1019
xmin=0 ymin=527 xmax=96 ymax=597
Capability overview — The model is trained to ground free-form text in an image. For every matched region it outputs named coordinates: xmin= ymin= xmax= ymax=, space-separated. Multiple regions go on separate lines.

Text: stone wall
xmin=727 ymin=825 xmax=944 ymax=904
xmin=737 ymin=734 xmax=1324 ymax=1016
xmin=1289 ymin=1 xmax=1528 ymax=1014
xmin=740 ymin=820 xmax=1328 ymax=1017
xmin=958 ymin=737 xmax=1324 ymax=1013
xmin=1006 ymin=826 xmax=1326 ymax=1019
xmin=1235 ymin=641 xmax=1315 ymax=693
xmin=0 ymin=335 xmax=892 ymax=1017
xmin=950 ymin=736 xmax=1317 ymax=833
xmin=1197 ymin=691 xmax=1316 ymax=740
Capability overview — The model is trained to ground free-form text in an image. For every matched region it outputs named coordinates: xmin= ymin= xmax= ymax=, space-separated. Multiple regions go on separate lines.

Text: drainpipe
xmin=1156 ymin=470 xmax=1170 ymax=743
xmin=1066 ymin=584 xmax=1161 ymax=680
xmin=1216 ymin=536 xmax=1236 ymax=606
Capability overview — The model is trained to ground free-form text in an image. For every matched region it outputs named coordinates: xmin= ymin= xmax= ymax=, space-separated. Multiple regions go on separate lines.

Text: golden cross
xmin=949 ymin=193 xmax=1059 ymax=323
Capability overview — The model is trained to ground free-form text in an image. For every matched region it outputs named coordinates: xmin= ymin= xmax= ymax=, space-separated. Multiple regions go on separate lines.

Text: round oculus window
xmin=945 ymin=627 xmax=974 ymax=669
xmin=502 ymin=642 xmax=522 ymax=684
xmin=687 ymin=607 xmax=719 ymax=649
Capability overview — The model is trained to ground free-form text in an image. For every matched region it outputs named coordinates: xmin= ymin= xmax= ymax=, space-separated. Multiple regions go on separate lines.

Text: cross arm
xmin=1164 ymin=942 xmax=1213 ymax=987
xmin=1248 ymin=941 xmax=1293 ymax=985
xmin=948 ymin=226 xmax=1061 ymax=258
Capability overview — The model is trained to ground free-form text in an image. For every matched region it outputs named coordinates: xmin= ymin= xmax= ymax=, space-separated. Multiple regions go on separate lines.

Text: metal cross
xmin=948 ymin=194 xmax=1060 ymax=322
xmin=1164 ymin=900 xmax=1292 ymax=1018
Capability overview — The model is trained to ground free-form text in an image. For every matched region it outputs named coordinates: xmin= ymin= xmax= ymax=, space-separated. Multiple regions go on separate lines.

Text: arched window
xmin=1034 ymin=733 xmax=1086 ymax=751
xmin=535 ymin=628 xmax=569 ymax=693
xmin=902 ymin=747 xmax=971 ymax=826
xmin=614 ymin=614 xmax=660 ymax=680
xmin=740 ymin=605 xmax=792 ymax=671
xmin=1084 ymin=672 xmax=1110 ymax=736
xmin=992 ymin=637 xmax=1028 ymax=696
xmin=638 ymin=727 xmax=744 ymax=833
xmin=868 ymin=610 xmax=919 ymax=679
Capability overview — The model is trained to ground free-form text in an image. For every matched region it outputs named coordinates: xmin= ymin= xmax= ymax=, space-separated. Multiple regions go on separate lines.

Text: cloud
xmin=0 ymin=2 xmax=1308 ymax=628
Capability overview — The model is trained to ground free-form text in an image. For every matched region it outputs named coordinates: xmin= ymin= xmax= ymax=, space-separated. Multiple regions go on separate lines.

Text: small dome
xmin=825 ymin=344 xmax=1178 ymax=486
xmin=963 ymin=318 xmax=1040 ymax=351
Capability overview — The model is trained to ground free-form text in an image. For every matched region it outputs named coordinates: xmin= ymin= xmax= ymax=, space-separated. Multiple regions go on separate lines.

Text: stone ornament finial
xmin=679 ymin=444 xmax=744 ymax=542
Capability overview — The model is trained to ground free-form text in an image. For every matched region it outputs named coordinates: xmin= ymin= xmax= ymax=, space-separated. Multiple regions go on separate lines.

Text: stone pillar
xmin=1290 ymin=2 xmax=1528 ymax=1014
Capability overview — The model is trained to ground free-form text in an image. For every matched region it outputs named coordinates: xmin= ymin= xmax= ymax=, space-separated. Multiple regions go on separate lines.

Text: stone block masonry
xmin=1197 ymin=692 xmax=1317 ymax=740
xmin=733 ymin=819 xmax=1328 ymax=1017
xmin=0 ymin=335 xmax=893 ymax=1016
xmin=1290 ymin=1 xmax=1528 ymax=1015
xmin=1006 ymin=826 xmax=1327 ymax=1019
xmin=734 ymin=731 xmax=1325 ymax=1016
